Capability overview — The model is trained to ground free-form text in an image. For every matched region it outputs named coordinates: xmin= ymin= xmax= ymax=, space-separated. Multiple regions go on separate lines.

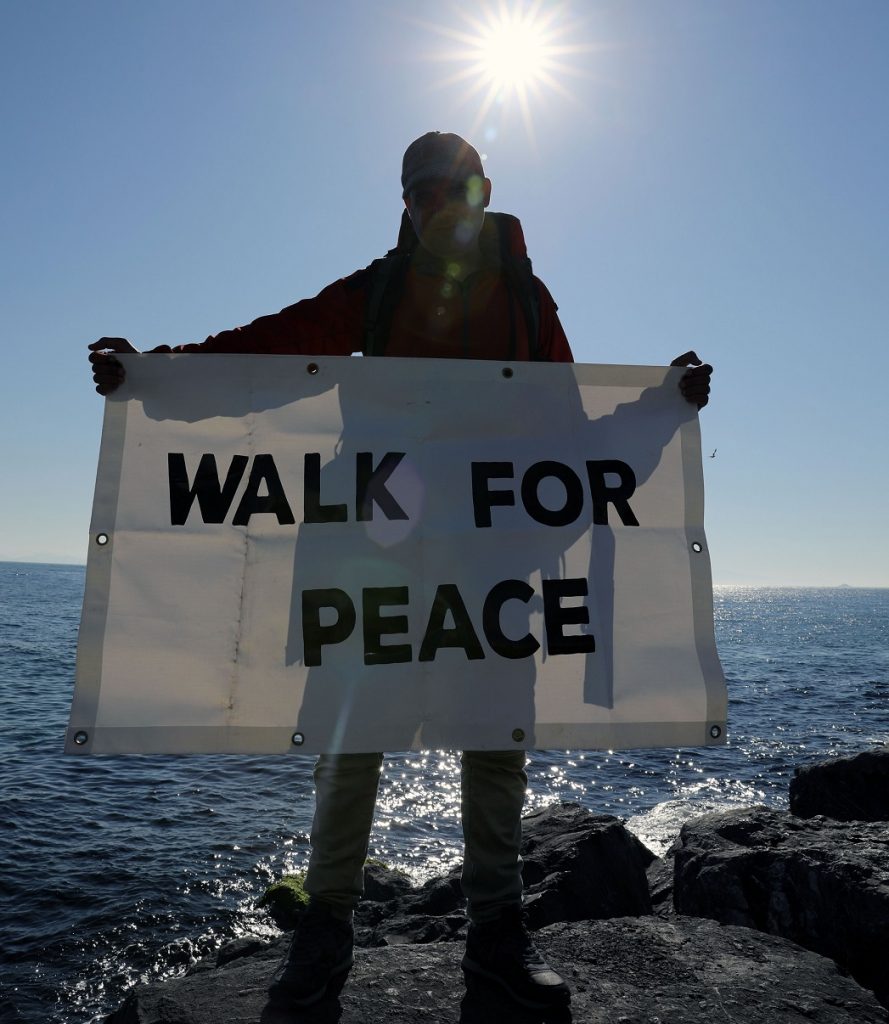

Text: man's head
xmin=401 ymin=132 xmax=492 ymax=259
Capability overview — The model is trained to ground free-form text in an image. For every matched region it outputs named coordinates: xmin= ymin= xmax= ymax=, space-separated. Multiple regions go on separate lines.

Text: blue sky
xmin=1 ymin=0 xmax=887 ymax=585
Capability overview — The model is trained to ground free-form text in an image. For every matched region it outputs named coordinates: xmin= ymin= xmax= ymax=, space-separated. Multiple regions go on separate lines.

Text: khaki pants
xmin=304 ymin=750 xmax=527 ymax=923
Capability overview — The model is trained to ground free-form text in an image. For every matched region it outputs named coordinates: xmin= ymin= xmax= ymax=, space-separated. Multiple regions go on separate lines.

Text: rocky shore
xmin=106 ymin=749 xmax=889 ymax=1023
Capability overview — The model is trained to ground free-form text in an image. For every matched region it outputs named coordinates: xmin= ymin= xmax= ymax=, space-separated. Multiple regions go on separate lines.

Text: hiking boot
xmin=462 ymin=905 xmax=571 ymax=1009
xmin=268 ymin=900 xmax=354 ymax=1008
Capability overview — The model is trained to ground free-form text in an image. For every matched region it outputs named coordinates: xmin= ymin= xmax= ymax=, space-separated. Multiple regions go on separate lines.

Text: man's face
xmin=404 ymin=174 xmax=492 ymax=259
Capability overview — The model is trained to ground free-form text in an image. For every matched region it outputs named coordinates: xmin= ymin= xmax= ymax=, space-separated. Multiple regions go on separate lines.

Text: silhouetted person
xmin=89 ymin=131 xmax=712 ymax=1012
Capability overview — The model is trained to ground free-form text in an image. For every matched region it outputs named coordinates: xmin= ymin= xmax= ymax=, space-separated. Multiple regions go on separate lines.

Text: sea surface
xmin=1 ymin=562 xmax=886 ymax=1023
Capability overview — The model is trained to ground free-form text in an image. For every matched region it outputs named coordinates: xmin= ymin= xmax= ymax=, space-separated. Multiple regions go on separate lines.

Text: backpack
xmin=362 ymin=211 xmax=541 ymax=360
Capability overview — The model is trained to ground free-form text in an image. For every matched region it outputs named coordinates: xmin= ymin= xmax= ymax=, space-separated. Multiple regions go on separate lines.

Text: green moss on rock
xmin=258 ymin=874 xmax=309 ymax=930
xmin=364 ymin=857 xmax=409 ymax=877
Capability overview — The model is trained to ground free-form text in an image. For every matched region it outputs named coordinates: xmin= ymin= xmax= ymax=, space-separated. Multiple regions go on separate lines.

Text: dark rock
xmin=790 ymin=749 xmax=889 ymax=821
xmin=362 ymin=861 xmax=414 ymax=902
xmin=104 ymin=916 xmax=888 ymax=1024
xmin=520 ymin=803 xmax=655 ymax=928
xmin=216 ymin=936 xmax=268 ymax=967
xmin=353 ymin=803 xmax=654 ymax=944
xmin=673 ymin=806 xmax=889 ymax=1008
xmin=355 ymin=868 xmax=466 ymax=946
xmin=645 ymin=855 xmax=675 ymax=916
xmin=368 ymin=912 xmax=468 ymax=948
xmin=409 ymin=873 xmax=464 ymax=916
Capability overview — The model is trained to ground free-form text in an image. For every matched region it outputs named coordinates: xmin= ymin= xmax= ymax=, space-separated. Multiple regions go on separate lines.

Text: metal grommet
xmin=691 ymin=541 xmax=703 ymax=553
xmin=502 ymin=367 xmax=514 ymax=379
xmin=511 ymin=728 xmax=525 ymax=743
xmin=95 ymin=533 xmax=109 ymax=546
xmin=291 ymin=732 xmax=305 ymax=746
xmin=709 ymin=725 xmax=722 ymax=739
xmin=306 ymin=363 xmax=319 ymax=375
xmin=74 ymin=731 xmax=89 ymax=745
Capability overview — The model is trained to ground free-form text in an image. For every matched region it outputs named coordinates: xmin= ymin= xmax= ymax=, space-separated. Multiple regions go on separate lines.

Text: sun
xmin=420 ymin=2 xmax=594 ymax=144
xmin=477 ymin=11 xmax=552 ymax=91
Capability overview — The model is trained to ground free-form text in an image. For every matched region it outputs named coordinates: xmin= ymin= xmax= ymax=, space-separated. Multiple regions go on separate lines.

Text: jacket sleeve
xmin=535 ymin=278 xmax=574 ymax=364
xmin=153 ymin=269 xmax=371 ymax=355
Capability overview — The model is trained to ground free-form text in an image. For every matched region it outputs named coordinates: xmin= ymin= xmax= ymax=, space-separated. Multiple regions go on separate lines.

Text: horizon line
xmin=1 ymin=558 xmax=886 ymax=590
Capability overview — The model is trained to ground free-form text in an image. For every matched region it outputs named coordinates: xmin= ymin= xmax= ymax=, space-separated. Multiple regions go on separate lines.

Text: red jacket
xmin=164 ymin=212 xmax=573 ymax=364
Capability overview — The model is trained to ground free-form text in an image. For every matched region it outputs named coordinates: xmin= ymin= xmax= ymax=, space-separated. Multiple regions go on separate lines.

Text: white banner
xmin=67 ymin=355 xmax=726 ymax=755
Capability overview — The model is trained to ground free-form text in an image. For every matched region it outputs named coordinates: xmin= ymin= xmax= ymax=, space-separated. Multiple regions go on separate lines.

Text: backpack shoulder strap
xmin=516 ymin=253 xmax=542 ymax=361
xmin=363 ymin=250 xmax=409 ymax=357
xmin=493 ymin=213 xmax=541 ymax=361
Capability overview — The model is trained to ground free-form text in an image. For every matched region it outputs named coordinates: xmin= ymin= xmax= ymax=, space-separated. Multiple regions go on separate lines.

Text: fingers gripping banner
xmin=68 ymin=355 xmax=727 ymax=755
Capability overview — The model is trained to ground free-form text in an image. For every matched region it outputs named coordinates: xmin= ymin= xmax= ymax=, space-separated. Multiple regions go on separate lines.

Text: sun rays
xmin=419 ymin=1 xmax=596 ymax=147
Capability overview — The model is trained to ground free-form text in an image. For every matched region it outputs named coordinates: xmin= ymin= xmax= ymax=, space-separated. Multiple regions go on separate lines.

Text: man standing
xmin=89 ymin=132 xmax=712 ymax=1010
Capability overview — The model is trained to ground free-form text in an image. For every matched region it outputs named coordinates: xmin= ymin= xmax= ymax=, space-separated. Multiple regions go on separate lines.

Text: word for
xmin=302 ymin=578 xmax=596 ymax=666
xmin=472 ymin=461 xmax=638 ymax=527
xmin=168 ymin=453 xmax=640 ymax=528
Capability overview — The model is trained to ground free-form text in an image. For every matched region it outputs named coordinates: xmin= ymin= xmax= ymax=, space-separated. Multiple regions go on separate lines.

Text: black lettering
xmin=302 ymin=589 xmax=356 ymax=666
xmin=472 ymin=462 xmax=515 ymax=528
xmin=482 ymin=580 xmax=540 ymax=660
xmin=232 ymin=454 xmax=296 ymax=526
xmin=356 ymin=452 xmax=408 ymax=521
xmin=304 ymin=453 xmax=348 ymax=523
xmin=543 ymin=578 xmax=596 ymax=655
xmin=363 ymin=587 xmax=412 ymax=665
xmin=585 ymin=460 xmax=639 ymax=526
xmin=168 ymin=453 xmax=248 ymax=525
xmin=521 ymin=461 xmax=584 ymax=527
xmin=419 ymin=584 xmax=485 ymax=662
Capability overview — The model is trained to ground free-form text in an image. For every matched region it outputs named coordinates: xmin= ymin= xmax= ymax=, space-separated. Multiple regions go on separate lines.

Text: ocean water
xmin=1 ymin=562 xmax=886 ymax=1023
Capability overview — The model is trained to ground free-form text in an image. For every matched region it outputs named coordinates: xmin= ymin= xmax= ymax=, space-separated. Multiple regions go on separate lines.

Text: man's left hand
xmin=671 ymin=351 xmax=713 ymax=409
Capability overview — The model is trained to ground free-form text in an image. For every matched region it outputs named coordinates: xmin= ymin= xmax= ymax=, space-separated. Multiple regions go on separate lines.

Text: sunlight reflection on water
xmin=2 ymin=571 xmax=886 ymax=1022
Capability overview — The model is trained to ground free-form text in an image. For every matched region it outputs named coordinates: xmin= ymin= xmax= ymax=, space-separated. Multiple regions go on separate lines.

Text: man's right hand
xmin=88 ymin=337 xmax=138 ymax=395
